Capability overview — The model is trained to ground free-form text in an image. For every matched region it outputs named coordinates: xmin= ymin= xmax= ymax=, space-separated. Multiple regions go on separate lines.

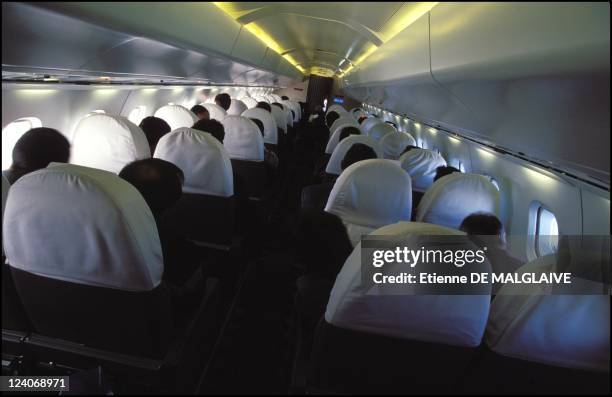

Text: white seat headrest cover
xmin=201 ymin=103 xmax=227 ymax=121
xmin=70 ymin=114 xmax=150 ymax=174
xmin=325 ymin=135 xmax=383 ymax=175
xmin=153 ymin=128 xmax=233 ymax=197
xmin=380 ymin=132 xmax=417 ymax=159
xmin=368 ymin=122 xmax=396 ymax=141
xmin=154 ymin=104 xmax=198 ymax=131
xmin=327 ymin=104 xmax=347 ymax=115
xmin=325 ymin=159 xmax=412 ymax=231
xmin=240 ymin=97 xmax=258 ymax=109
xmin=283 ymin=100 xmax=300 ymax=122
xmin=3 ymin=163 xmax=162 ymax=291
xmin=329 ymin=116 xmax=359 ymax=134
xmin=325 ymin=221 xmax=491 ymax=347
xmin=227 ymin=99 xmax=248 ymax=116
xmin=416 ymin=173 xmax=499 ymax=229
xmin=486 ymin=255 xmax=610 ymax=371
xmin=241 ymin=108 xmax=278 ymax=145
xmin=325 ymin=123 xmax=362 ymax=154
xmin=270 ymin=105 xmax=287 ymax=132
xmin=399 ymin=148 xmax=447 ymax=192
xmin=360 ymin=117 xmax=384 ymax=136
xmin=284 ymin=107 xmax=294 ymax=128
xmin=220 ymin=116 xmax=264 ymax=162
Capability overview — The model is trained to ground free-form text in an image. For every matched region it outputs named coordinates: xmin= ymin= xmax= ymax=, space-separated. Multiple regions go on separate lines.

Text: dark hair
xmin=341 ymin=143 xmax=377 ymax=171
xmin=190 ymin=105 xmax=209 ymax=118
xmin=400 ymin=145 xmax=419 ymax=156
xmin=272 ymin=102 xmax=284 ymax=110
xmin=256 ymin=102 xmax=272 ymax=113
xmin=358 ymin=116 xmax=368 ymax=124
xmin=250 ymin=118 xmax=264 ymax=136
xmin=10 ymin=128 xmax=70 ymax=181
xmin=139 ymin=116 xmax=171 ymax=153
xmin=325 ymin=111 xmax=340 ymax=128
xmin=290 ymin=110 xmax=295 ymax=120
xmin=192 ymin=118 xmax=225 ymax=143
xmin=281 ymin=96 xmax=289 ymax=100
xmin=214 ymin=93 xmax=231 ymax=111
xmin=339 ymin=126 xmax=360 ymax=142
xmin=434 ymin=165 xmax=461 ymax=182
xmin=119 ymin=158 xmax=184 ymax=218
xmin=460 ymin=213 xmax=506 ymax=247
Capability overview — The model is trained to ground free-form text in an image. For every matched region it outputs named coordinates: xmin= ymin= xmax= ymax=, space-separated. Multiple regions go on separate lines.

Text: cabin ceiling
xmin=214 ymin=2 xmax=438 ymax=77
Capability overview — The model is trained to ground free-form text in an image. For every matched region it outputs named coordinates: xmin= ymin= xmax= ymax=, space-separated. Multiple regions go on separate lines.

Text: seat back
xmin=360 ymin=117 xmax=383 ymax=136
xmin=325 ymin=121 xmax=362 ymax=155
xmin=241 ymin=107 xmax=278 ymax=145
xmin=325 ymin=135 xmax=383 ymax=176
xmin=367 ymin=121 xmax=396 ymax=141
xmin=399 ymin=148 xmax=447 ymax=192
xmin=201 ymin=103 xmax=227 ymax=121
xmin=154 ymin=104 xmax=198 ymax=131
xmin=3 ymin=163 xmax=171 ymax=357
xmin=379 ymin=131 xmax=416 ymax=159
xmin=239 ymin=97 xmax=258 ymax=109
xmin=70 ymin=114 xmax=150 ymax=173
xmin=227 ymin=98 xmax=247 ymax=116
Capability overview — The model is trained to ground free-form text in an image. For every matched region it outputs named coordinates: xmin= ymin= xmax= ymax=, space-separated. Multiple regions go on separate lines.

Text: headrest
xmin=325 ymin=123 xmax=363 ymax=155
xmin=399 ymin=148 xmax=447 ymax=192
xmin=325 ymin=135 xmax=383 ymax=175
xmin=220 ymin=116 xmax=264 ymax=162
xmin=325 ymin=221 xmax=491 ymax=347
xmin=416 ymin=173 xmax=499 ymax=229
xmin=325 ymin=159 xmax=412 ymax=231
xmin=327 ymin=104 xmax=348 ymax=115
xmin=240 ymin=97 xmax=258 ymax=109
xmin=3 ymin=163 xmax=163 ymax=291
xmin=368 ymin=121 xmax=396 ymax=141
xmin=270 ymin=105 xmax=287 ymax=132
xmin=201 ymin=103 xmax=227 ymax=121
xmin=253 ymin=96 xmax=269 ymax=103
xmin=282 ymin=100 xmax=300 ymax=122
xmin=352 ymin=109 xmax=368 ymax=120
xmin=284 ymin=108 xmax=294 ymax=128
xmin=270 ymin=94 xmax=282 ymax=102
xmin=329 ymin=116 xmax=359 ymax=135
xmin=380 ymin=132 xmax=417 ymax=160
xmin=360 ymin=117 xmax=384 ymax=136
xmin=154 ymin=104 xmax=198 ymax=131
xmin=241 ymin=107 xmax=278 ymax=145
xmin=227 ymin=99 xmax=248 ymax=116
xmin=153 ymin=128 xmax=233 ymax=197
xmin=486 ymin=255 xmax=610 ymax=371
xmin=70 ymin=114 xmax=150 ymax=174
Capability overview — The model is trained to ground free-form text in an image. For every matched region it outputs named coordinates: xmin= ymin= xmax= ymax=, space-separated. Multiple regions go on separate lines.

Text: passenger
xmin=358 ymin=115 xmax=368 ymax=124
xmin=271 ymin=102 xmax=284 ymax=110
xmin=256 ymin=102 xmax=272 ymax=113
xmin=119 ymin=159 xmax=201 ymax=287
xmin=400 ymin=145 xmax=419 ymax=156
xmin=190 ymin=104 xmax=210 ymax=120
xmin=139 ymin=116 xmax=171 ymax=154
xmin=192 ymin=118 xmax=225 ymax=144
xmin=434 ymin=165 xmax=461 ymax=182
xmin=214 ymin=93 xmax=231 ymax=111
xmin=281 ymin=95 xmax=289 ymax=100
xmin=325 ymin=111 xmax=340 ymax=128
xmin=302 ymin=143 xmax=377 ymax=212
xmin=338 ymin=126 xmax=360 ymax=142
xmin=4 ymin=127 xmax=70 ymax=185
xmin=250 ymin=118 xmax=278 ymax=169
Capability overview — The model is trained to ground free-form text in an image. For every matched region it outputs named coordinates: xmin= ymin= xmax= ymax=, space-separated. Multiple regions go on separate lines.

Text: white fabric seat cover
xmin=282 ymin=100 xmax=301 ymax=122
xmin=416 ymin=173 xmax=500 ymax=229
xmin=201 ymin=103 xmax=227 ymax=121
xmin=327 ymin=104 xmax=347 ymax=115
xmin=326 ymin=221 xmax=491 ymax=346
xmin=380 ymin=132 xmax=417 ymax=159
xmin=3 ymin=163 xmax=163 ymax=291
xmin=153 ymin=128 xmax=233 ymax=197
xmin=368 ymin=121 xmax=396 ymax=141
xmin=360 ymin=117 xmax=384 ymax=136
xmin=269 ymin=94 xmax=282 ymax=102
xmin=240 ymin=97 xmax=258 ymax=109
xmin=329 ymin=116 xmax=359 ymax=135
xmin=154 ymin=104 xmax=198 ymax=131
xmin=399 ymin=148 xmax=447 ymax=192
xmin=270 ymin=105 xmax=287 ymax=133
xmin=325 ymin=135 xmax=383 ymax=175
xmin=284 ymin=107 xmax=294 ymax=128
xmin=221 ymin=116 xmax=264 ymax=162
xmin=241 ymin=107 xmax=278 ymax=145
xmin=486 ymin=255 xmax=610 ymax=371
xmin=227 ymin=99 xmax=248 ymax=116
xmin=325 ymin=122 xmax=362 ymax=155
xmin=1 ymin=174 xmax=9 ymax=254
xmin=325 ymin=159 xmax=412 ymax=246
xmin=70 ymin=113 xmax=150 ymax=174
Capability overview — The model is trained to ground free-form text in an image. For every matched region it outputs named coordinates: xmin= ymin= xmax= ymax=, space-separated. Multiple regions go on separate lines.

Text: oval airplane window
xmin=2 ymin=117 xmax=43 ymax=170
xmin=535 ymin=206 xmax=559 ymax=257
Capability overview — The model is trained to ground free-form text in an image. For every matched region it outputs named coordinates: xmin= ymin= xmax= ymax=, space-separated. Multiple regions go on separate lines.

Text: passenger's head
xmin=281 ymin=95 xmax=289 ymax=100
xmin=139 ymin=116 xmax=171 ymax=153
xmin=460 ymin=212 xmax=506 ymax=248
xmin=119 ymin=158 xmax=184 ymax=219
xmin=214 ymin=93 xmax=231 ymax=111
xmin=340 ymin=143 xmax=377 ymax=171
xmin=358 ymin=116 xmax=368 ymax=124
xmin=256 ymin=102 xmax=272 ymax=113
xmin=339 ymin=126 xmax=360 ymax=142
xmin=190 ymin=105 xmax=210 ymax=120
xmin=272 ymin=102 xmax=284 ymax=110
xmin=250 ymin=118 xmax=264 ymax=137
xmin=9 ymin=128 xmax=70 ymax=182
xmin=434 ymin=165 xmax=461 ymax=182
xmin=192 ymin=118 xmax=225 ymax=144
xmin=325 ymin=111 xmax=340 ymax=128
xmin=400 ymin=145 xmax=419 ymax=156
